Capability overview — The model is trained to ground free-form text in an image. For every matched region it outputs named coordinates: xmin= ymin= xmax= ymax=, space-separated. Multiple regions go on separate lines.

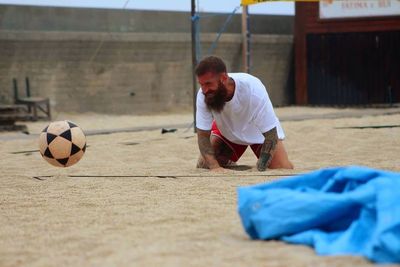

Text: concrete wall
xmin=0 ymin=5 xmax=293 ymax=34
xmin=0 ymin=5 xmax=294 ymax=114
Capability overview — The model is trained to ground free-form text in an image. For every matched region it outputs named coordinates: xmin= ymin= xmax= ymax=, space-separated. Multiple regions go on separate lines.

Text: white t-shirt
xmin=196 ymin=73 xmax=285 ymax=145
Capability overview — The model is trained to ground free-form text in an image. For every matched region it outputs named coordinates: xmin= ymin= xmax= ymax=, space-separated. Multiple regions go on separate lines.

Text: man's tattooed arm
xmin=257 ymin=127 xmax=278 ymax=171
xmin=197 ymin=128 xmax=221 ymax=169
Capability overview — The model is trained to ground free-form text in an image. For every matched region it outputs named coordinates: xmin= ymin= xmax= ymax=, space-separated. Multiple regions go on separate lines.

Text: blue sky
xmin=0 ymin=0 xmax=294 ymax=15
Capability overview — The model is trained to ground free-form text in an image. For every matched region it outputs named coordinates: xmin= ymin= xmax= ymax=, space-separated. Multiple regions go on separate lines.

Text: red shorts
xmin=211 ymin=121 xmax=262 ymax=162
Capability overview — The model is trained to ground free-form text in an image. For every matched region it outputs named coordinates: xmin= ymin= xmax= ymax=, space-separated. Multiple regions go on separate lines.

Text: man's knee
xmin=269 ymin=141 xmax=294 ymax=169
xmin=269 ymin=160 xmax=294 ymax=169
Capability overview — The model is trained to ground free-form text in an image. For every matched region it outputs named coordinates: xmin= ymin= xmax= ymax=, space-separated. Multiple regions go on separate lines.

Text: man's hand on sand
xmin=256 ymin=156 xmax=268 ymax=171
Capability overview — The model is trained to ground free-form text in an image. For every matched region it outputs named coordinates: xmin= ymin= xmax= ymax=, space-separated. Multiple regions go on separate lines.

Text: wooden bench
xmin=0 ymin=104 xmax=30 ymax=132
xmin=13 ymin=78 xmax=51 ymax=121
xmin=15 ymin=97 xmax=51 ymax=121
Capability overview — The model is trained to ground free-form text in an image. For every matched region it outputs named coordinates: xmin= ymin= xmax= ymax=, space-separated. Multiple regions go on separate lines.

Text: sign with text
xmin=241 ymin=0 xmax=269 ymax=6
xmin=320 ymin=0 xmax=400 ymax=19
xmin=242 ymin=0 xmax=320 ymax=5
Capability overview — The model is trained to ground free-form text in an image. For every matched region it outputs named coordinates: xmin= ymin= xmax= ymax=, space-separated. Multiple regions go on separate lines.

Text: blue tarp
xmin=237 ymin=166 xmax=400 ymax=263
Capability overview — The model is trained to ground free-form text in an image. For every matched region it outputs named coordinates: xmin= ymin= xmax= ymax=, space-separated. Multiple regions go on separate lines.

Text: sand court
xmin=1 ymin=107 xmax=400 ymax=267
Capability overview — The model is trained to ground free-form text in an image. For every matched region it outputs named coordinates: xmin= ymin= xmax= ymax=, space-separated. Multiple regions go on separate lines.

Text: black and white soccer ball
xmin=39 ymin=120 xmax=86 ymax=167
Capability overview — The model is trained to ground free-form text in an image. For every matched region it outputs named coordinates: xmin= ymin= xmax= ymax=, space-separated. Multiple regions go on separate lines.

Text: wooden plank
xmin=295 ymin=2 xmax=308 ymax=104
xmin=0 ymin=124 xmax=28 ymax=132
xmin=294 ymin=1 xmax=400 ymax=105
xmin=242 ymin=5 xmax=249 ymax=73
xmin=17 ymin=97 xmax=49 ymax=103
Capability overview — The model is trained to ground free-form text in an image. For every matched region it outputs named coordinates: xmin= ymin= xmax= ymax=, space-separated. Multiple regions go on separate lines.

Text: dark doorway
xmin=307 ymin=31 xmax=400 ymax=105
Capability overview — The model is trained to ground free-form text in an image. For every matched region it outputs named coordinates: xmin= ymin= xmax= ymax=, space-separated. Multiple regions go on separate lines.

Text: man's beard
xmin=204 ymin=82 xmax=228 ymax=113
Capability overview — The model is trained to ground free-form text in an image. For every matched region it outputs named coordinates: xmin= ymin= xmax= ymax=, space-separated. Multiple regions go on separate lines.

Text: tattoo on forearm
xmin=197 ymin=129 xmax=215 ymax=157
xmin=257 ymin=127 xmax=278 ymax=171
xmin=198 ymin=136 xmax=214 ymax=156
xmin=197 ymin=129 xmax=220 ymax=169
xmin=258 ymin=153 xmax=271 ymax=170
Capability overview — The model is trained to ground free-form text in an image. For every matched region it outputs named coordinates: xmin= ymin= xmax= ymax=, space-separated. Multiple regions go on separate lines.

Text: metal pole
xmin=246 ymin=6 xmax=251 ymax=73
xmin=25 ymin=77 xmax=31 ymax=97
xmin=191 ymin=0 xmax=198 ymax=132
xmin=13 ymin=78 xmax=19 ymax=101
xmin=241 ymin=5 xmax=250 ymax=73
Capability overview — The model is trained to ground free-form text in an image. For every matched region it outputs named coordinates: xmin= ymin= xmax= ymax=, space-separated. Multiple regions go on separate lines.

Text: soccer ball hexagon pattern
xmin=39 ymin=120 xmax=86 ymax=167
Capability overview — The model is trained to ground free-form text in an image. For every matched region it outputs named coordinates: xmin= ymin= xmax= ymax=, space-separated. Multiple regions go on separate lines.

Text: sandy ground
xmin=1 ymin=106 xmax=400 ymax=267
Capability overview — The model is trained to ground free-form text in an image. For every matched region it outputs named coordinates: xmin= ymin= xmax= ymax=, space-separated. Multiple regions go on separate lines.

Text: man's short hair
xmin=195 ymin=56 xmax=227 ymax=76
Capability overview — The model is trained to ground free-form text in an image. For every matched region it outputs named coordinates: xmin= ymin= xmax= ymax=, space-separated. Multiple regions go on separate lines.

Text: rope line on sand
xmin=31 ymin=176 xmax=49 ymax=181
xmin=11 ymin=150 xmax=39 ymax=154
xmin=31 ymin=173 xmax=298 ymax=180
xmin=335 ymin=124 xmax=400 ymax=129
